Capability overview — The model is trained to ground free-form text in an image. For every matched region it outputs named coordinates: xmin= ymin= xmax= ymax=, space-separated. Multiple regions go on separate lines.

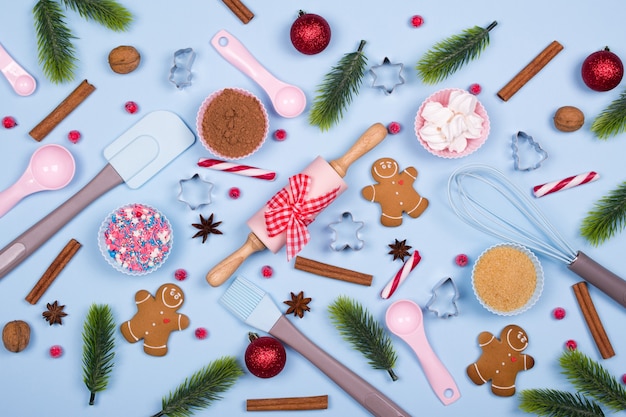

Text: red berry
xmin=387 ymin=122 xmax=401 ymax=135
xmin=49 ymin=345 xmax=63 ymax=358
xmin=455 ymin=254 xmax=469 ymax=267
xmin=2 ymin=116 xmax=17 ymax=129
xmin=410 ymin=15 xmax=424 ymax=27
xmin=261 ymin=265 xmax=273 ymax=278
xmin=552 ymin=307 xmax=566 ymax=320
xmin=228 ymin=187 xmax=241 ymax=199
xmin=195 ymin=327 xmax=208 ymax=340
xmin=566 ymin=340 xmax=577 ymax=351
xmin=124 ymin=101 xmax=139 ymax=114
xmin=469 ymin=83 xmax=482 ymax=95
xmin=273 ymin=129 xmax=287 ymax=141
xmin=622 ymin=374 xmax=626 ymax=385
xmin=67 ymin=130 xmax=81 ymax=143
xmin=174 ymin=268 xmax=188 ymax=281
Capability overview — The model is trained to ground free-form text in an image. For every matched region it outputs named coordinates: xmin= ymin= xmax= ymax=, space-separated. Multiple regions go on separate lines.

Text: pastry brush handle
xmin=270 ymin=315 xmax=411 ymax=417
xmin=206 ymin=232 xmax=267 ymax=287
xmin=329 ymin=123 xmax=387 ymax=178
xmin=569 ymin=251 xmax=626 ymax=308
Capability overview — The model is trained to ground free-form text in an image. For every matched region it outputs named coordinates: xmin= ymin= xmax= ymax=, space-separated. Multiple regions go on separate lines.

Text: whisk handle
xmin=569 ymin=251 xmax=626 ymax=308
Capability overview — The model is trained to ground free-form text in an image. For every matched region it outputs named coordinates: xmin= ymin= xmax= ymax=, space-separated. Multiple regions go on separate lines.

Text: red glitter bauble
xmin=290 ymin=11 xmax=331 ymax=55
xmin=581 ymin=48 xmax=624 ymax=92
xmin=244 ymin=332 xmax=286 ymax=378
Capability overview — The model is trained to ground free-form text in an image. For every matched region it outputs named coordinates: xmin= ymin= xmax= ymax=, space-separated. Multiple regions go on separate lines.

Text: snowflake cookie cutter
xmin=512 ymin=131 xmax=548 ymax=171
xmin=177 ymin=173 xmax=214 ymax=210
xmin=169 ymin=48 xmax=196 ymax=89
xmin=328 ymin=212 xmax=364 ymax=251
xmin=369 ymin=57 xmax=405 ymax=95
xmin=425 ymin=277 xmax=460 ymax=318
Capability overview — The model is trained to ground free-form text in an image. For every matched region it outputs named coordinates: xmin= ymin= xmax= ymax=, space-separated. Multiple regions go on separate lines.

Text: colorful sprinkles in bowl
xmin=99 ymin=203 xmax=172 ymax=275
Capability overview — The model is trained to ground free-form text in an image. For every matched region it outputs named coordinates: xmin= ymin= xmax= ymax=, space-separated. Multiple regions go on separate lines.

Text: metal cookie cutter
xmin=369 ymin=57 xmax=405 ymax=95
xmin=177 ymin=173 xmax=214 ymax=210
xmin=425 ymin=277 xmax=460 ymax=318
xmin=512 ymin=131 xmax=548 ymax=171
xmin=169 ymin=48 xmax=196 ymax=89
xmin=328 ymin=212 xmax=364 ymax=251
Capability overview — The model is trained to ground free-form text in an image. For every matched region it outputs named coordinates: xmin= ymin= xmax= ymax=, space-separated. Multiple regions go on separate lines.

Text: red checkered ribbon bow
xmin=265 ymin=173 xmax=340 ymax=260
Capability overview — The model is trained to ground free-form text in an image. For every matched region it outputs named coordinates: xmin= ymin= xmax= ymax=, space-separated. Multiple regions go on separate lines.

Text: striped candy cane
xmin=532 ymin=171 xmax=599 ymax=198
xmin=198 ymin=158 xmax=276 ymax=181
xmin=381 ymin=250 xmax=422 ymax=299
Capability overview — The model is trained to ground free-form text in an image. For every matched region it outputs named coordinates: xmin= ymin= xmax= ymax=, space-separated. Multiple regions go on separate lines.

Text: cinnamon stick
xmin=294 ymin=256 xmax=372 ymax=286
xmin=221 ymin=0 xmax=254 ymax=24
xmin=246 ymin=395 xmax=328 ymax=411
xmin=572 ymin=281 xmax=615 ymax=359
xmin=25 ymin=239 xmax=82 ymax=305
xmin=497 ymin=40 xmax=563 ymax=101
xmin=29 ymin=80 xmax=96 ymax=141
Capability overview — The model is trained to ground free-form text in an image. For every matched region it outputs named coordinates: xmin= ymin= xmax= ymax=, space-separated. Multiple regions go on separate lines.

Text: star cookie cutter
xmin=512 ymin=131 xmax=548 ymax=171
xmin=177 ymin=173 xmax=214 ymax=210
xmin=425 ymin=277 xmax=460 ymax=318
xmin=328 ymin=212 xmax=364 ymax=251
xmin=169 ymin=48 xmax=196 ymax=89
xmin=369 ymin=57 xmax=405 ymax=95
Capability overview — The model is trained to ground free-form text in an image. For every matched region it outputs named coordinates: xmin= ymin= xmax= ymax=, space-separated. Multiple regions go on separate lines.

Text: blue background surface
xmin=1 ymin=1 xmax=626 ymax=416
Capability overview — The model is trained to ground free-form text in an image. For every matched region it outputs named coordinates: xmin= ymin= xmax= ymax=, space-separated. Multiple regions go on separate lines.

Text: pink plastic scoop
xmin=385 ymin=299 xmax=461 ymax=406
xmin=0 ymin=144 xmax=75 ymax=218
xmin=211 ymin=29 xmax=306 ymax=118
xmin=0 ymin=42 xmax=36 ymax=96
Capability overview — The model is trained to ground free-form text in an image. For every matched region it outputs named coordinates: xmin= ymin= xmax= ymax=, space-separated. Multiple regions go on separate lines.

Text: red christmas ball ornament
xmin=581 ymin=47 xmax=624 ymax=92
xmin=290 ymin=11 xmax=331 ymax=55
xmin=244 ymin=332 xmax=286 ymax=378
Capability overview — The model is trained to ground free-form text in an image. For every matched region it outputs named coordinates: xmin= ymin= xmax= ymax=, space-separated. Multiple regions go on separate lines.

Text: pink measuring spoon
xmin=385 ymin=299 xmax=461 ymax=405
xmin=0 ymin=42 xmax=36 ymax=96
xmin=211 ymin=29 xmax=306 ymax=118
xmin=0 ymin=144 xmax=75 ymax=218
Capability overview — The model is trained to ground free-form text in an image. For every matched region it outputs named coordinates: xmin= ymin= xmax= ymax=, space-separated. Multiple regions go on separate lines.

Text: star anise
xmin=42 ymin=301 xmax=68 ymax=325
xmin=192 ymin=213 xmax=223 ymax=243
xmin=283 ymin=291 xmax=311 ymax=318
xmin=388 ymin=239 xmax=412 ymax=262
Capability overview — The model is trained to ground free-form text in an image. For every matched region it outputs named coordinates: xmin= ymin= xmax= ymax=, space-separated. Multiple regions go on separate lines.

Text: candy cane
xmin=198 ymin=158 xmax=276 ymax=181
xmin=381 ymin=250 xmax=422 ymax=299
xmin=532 ymin=171 xmax=599 ymax=198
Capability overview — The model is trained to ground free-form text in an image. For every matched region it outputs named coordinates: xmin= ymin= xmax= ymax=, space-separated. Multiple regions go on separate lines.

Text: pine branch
xmin=416 ymin=21 xmax=497 ymax=85
xmin=519 ymin=389 xmax=605 ymax=417
xmin=560 ymin=350 xmax=626 ymax=412
xmin=309 ymin=40 xmax=368 ymax=131
xmin=60 ymin=0 xmax=133 ymax=31
xmin=591 ymin=89 xmax=626 ymax=139
xmin=328 ymin=296 xmax=398 ymax=381
xmin=33 ymin=0 xmax=77 ymax=84
xmin=81 ymin=304 xmax=116 ymax=406
xmin=580 ymin=180 xmax=626 ymax=246
xmin=151 ymin=356 xmax=243 ymax=417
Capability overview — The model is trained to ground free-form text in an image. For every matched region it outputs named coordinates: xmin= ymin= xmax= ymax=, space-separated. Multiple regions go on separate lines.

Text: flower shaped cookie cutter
xmin=425 ymin=277 xmax=460 ymax=318
xmin=328 ymin=211 xmax=364 ymax=251
xmin=512 ymin=131 xmax=548 ymax=171
xmin=177 ymin=173 xmax=214 ymax=210
xmin=369 ymin=57 xmax=405 ymax=95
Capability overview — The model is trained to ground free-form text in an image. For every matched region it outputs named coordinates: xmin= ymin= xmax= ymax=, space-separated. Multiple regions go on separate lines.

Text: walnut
xmin=108 ymin=45 xmax=141 ymax=74
xmin=2 ymin=320 xmax=31 ymax=353
xmin=553 ymin=106 xmax=584 ymax=132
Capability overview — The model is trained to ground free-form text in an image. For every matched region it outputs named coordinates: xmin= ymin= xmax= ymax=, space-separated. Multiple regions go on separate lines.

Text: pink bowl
xmin=414 ymin=88 xmax=490 ymax=159
xmin=196 ymin=87 xmax=269 ymax=160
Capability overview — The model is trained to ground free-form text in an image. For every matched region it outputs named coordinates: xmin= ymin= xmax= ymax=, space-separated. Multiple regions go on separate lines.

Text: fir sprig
xmin=519 ymin=389 xmax=605 ymax=417
xmin=33 ymin=0 xmax=133 ymax=83
xmin=328 ymin=296 xmax=398 ymax=381
xmin=81 ymin=304 xmax=116 ymax=406
xmin=150 ymin=356 xmax=243 ymax=417
xmin=591 ymin=90 xmax=626 ymax=139
xmin=416 ymin=21 xmax=497 ymax=85
xmin=309 ymin=40 xmax=368 ymax=131
xmin=580 ymin=180 xmax=626 ymax=246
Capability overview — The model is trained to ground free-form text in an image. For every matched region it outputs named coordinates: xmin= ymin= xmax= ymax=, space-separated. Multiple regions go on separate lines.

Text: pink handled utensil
xmin=385 ymin=299 xmax=461 ymax=406
xmin=0 ymin=42 xmax=36 ymax=96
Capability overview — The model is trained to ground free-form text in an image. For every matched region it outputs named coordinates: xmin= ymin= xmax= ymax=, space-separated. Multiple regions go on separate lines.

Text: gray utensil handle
xmin=270 ymin=315 xmax=411 ymax=417
xmin=0 ymin=164 xmax=123 ymax=279
xmin=569 ymin=251 xmax=626 ymax=308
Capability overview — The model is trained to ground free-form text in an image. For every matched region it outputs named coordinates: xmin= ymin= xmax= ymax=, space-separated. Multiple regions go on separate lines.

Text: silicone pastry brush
xmin=220 ymin=276 xmax=412 ymax=417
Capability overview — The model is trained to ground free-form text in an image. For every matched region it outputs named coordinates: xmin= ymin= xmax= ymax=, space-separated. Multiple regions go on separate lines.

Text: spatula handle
xmin=569 ymin=251 xmax=626 ymax=308
xmin=206 ymin=232 xmax=267 ymax=287
xmin=0 ymin=164 xmax=123 ymax=279
xmin=329 ymin=123 xmax=388 ymax=178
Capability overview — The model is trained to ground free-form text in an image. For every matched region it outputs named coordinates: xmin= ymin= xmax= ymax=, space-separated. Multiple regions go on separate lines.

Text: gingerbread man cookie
xmin=120 ymin=283 xmax=189 ymax=357
xmin=361 ymin=157 xmax=428 ymax=227
xmin=466 ymin=324 xmax=535 ymax=397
